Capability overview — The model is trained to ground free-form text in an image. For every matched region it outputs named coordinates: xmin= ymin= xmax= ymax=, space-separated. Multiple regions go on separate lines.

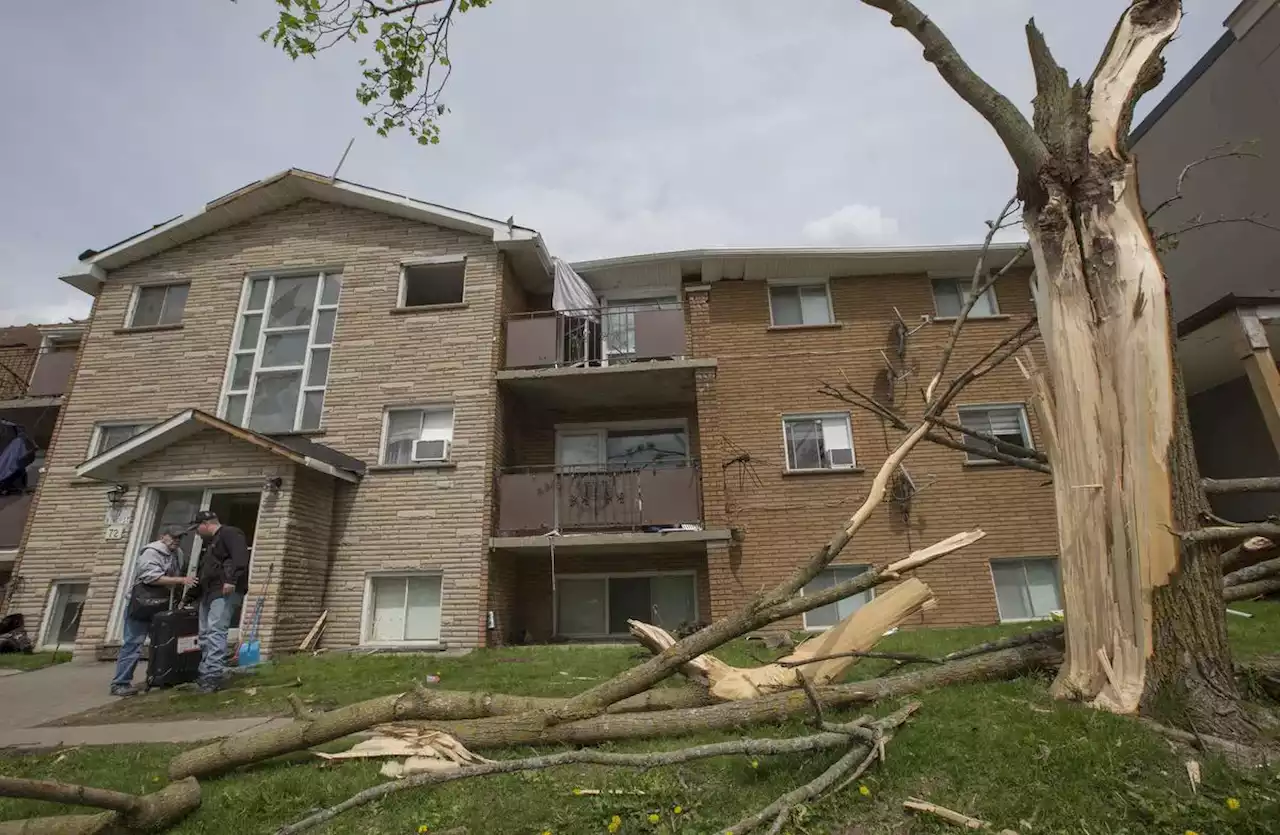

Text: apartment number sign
xmin=104 ymin=506 xmax=133 ymax=541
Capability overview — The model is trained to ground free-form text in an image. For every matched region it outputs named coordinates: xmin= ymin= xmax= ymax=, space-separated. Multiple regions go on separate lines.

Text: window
xmin=956 ymin=405 xmax=1032 ymax=464
xmin=222 ymin=272 xmax=341 ymax=433
xmin=802 ymin=566 xmax=873 ymax=630
xmin=41 ymin=580 xmax=88 ymax=650
xmin=990 ymin=557 xmax=1061 ymax=621
xmin=556 ymin=425 xmax=689 ymax=471
xmin=91 ymin=422 xmax=150 ymax=456
xmin=364 ymin=573 xmax=442 ymax=644
xmin=601 ymin=296 xmax=681 ymax=360
xmin=931 ymin=278 xmax=999 ymax=319
xmin=769 ymin=282 xmax=832 ymax=326
xmin=382 ymin=406 xmax=454 ymax=465
xmin=400 ymin=259 xmax=466 ymax=308
xmin=556 ymin=573 xmax=697 ymax=637
xmin=783 ymin=413 xmax=855 ymax=471
xmin=129 ymin=283 xmax=190 ymax=328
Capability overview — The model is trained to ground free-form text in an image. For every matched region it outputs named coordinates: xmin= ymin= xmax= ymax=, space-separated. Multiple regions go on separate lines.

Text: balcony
xmin=0 ymin=493 xmax=33 ymax=551
xmin=498 ymin=305 xmax=714 ymax=409
xmin=496 ymin=462 xmax=706 ymax=537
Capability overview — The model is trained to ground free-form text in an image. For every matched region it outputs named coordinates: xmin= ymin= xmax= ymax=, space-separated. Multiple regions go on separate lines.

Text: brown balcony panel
xmin=556 ymin=471 xmax=638 ymax=529
xmin=0 ymin=493 xmax=34 ymax=551
xmin=632 ymin=308 xmax=686 ymax=360
xmin=26 ymin=350 xmax=76 ymax=397
xmin=638 ymin=467 xmax=701 ymax=527
xmin=498 ymin=471 xmax=555 ymax=534
xmin=505 ymin=316 xmax=559 ymax=368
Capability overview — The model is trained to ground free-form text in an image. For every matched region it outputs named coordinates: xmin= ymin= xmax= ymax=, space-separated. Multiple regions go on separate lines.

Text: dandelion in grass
xmin=417 ymin=827 xmax=429 ymax=834
xmin=648 ymin=813 xmax=660 ymax=824
xmin=858 ymin=784 xmax=871 ymax=796
xmin=1226 ymin=797 xmax=1241 ymax=811
xmin=750 ymin=759 xmax=759 ymax=769
xmin=1185 ymin=831 xmax=1198 ymax=835
xmin=607 ymin=814 xmax=622 ymax=833
xmin=673 ymin=805 xmax=683 ymax=815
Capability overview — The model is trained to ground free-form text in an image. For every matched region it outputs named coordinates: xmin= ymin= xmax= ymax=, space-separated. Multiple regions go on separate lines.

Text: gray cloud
xmin=0 ymin=0 xmax=1239 ymax=325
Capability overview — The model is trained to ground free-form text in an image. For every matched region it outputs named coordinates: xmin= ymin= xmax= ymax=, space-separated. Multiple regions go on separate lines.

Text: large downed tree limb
xmin=1223 ymin=556 xmax=1280 ymax=588
xmin=1221 ymin=537 xmax=1277 ymax=573
xmin=277 ymin=705 xmax=920 ymax=835
xmin=941 ymin=624 xmax=1065 ymax=662
xmin=1223 ymin=576 xmax=1280 ymax=604
xmin=0 ymin=778 xmax=199 ymax=835
xmin=1202 ymin=476 xmax=1280 ymax=494
xmin=632 ymin=577 xmax=938 ymax=701
xmin=171 ymin=530 xmax=982 ymax=780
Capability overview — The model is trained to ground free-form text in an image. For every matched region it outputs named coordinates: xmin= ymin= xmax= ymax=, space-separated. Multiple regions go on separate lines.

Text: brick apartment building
xmin=3 ymin=168 xmax=1061 ymax=658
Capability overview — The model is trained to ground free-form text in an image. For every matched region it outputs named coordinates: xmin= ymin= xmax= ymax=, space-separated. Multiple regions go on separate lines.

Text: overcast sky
xmin=0 ymin=0 xmax=1240 ymax=326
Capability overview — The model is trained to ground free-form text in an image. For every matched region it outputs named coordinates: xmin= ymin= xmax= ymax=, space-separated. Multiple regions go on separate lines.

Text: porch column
xmin=1231 ymin=306 xmax=1280 ymax=457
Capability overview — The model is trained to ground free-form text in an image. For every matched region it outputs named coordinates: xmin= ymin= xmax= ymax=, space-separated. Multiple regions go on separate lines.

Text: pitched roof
xmin=75 ymin=409 xmax=366 ymax=483
xmin=60 ymin=168 xmax=552 ymax=294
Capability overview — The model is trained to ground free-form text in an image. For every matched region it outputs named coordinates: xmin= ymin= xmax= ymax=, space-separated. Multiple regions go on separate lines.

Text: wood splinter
xmin=903 ymin=797 xmax=1020 ymax=834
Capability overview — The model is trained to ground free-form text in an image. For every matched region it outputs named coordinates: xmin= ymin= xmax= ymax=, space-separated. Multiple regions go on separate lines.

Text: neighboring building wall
xmin=1132 ymin=2 xmax=1280 ymax=322
xmin=691 ymin=273 xmax=1058 ymax=628
xmin=0 ymin=328 xmax=39 ymax=400
xmin=15 ymin=199 xmax=506 ymax=651
xmin=1188 ymin=374 xmax=1280 ymax=521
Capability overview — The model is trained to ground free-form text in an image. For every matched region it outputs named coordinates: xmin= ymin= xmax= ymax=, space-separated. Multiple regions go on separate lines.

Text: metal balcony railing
xmin=496 ymin=461 xmax=704 ymax=536
xmin=504 ymin=303 xmax=686 ymax=369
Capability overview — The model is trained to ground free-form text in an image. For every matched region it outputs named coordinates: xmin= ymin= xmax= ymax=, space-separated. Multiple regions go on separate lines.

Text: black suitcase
xmin=146 ymin=607 xmax=201 ymax=689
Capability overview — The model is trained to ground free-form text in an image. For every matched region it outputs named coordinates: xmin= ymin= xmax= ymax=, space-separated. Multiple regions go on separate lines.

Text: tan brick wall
xmin=270 ymin=466 xmax=336 ymax=654
xmin=692 ymin=273 xmax=1059 ymax=629
xmin=14 ymin=200 xmax=505 ymax=651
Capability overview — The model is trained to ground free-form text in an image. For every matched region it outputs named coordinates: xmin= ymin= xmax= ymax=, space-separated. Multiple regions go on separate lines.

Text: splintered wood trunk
xmin=1025 ymin=0 xmax=1236 ymax=721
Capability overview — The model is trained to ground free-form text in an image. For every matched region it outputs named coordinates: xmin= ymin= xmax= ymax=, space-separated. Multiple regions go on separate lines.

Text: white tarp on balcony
xmin=552 ymin=257 xmax=597 ymax=315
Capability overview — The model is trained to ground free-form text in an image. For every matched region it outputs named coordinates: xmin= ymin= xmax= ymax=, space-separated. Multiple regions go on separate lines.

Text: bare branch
xmin=859 ymin=1 xmax=1048 ymax=178
xmin=1156 ymin=214 xmax=1280 ymax=244
xmin=780 ymin=649 xmax=941 ymax=668
xmin=1147 ymin=143 xmax=1261 ymax=221
xmin=926 ymin=414 xmax=1048 ymax=464
xmin=1182 ymin=522 xmax=1280 ymax=544
xmin=1202 ymin=476 xmax=1280 ymax=494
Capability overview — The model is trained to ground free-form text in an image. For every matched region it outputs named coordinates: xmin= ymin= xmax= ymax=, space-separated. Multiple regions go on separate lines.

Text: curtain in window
xmin=785 ymin=419 xmax=824 ymax=470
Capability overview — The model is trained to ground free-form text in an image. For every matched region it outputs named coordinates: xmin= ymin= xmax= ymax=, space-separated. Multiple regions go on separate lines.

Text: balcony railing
xmin=496 ymin=461 xmax=704 ymax=536
xmin=505 ymin=304 xmax=686 ymax=369
xmin=0 ymin=492 xmax=33 ymax=551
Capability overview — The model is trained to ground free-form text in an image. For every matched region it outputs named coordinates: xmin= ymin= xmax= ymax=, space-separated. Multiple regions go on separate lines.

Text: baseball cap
xmin=191 ymin=510 xmax=219 ymax=525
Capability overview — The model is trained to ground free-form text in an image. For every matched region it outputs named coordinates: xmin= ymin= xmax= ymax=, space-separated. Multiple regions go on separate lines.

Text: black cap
xmin=192 ymin=510 xmax=219 ymax=525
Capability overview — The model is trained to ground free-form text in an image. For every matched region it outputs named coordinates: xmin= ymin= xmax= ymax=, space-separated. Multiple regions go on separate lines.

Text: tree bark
xmin=1223 ymin=576 xmax=1280 ymax=603
xmin=0 ymin=778 xmax=200 ymax=835
xmin=1223 ymin=556 xmax=1280 ymax=588
xmin=170 ymin=642 xmax=1058 ymax=779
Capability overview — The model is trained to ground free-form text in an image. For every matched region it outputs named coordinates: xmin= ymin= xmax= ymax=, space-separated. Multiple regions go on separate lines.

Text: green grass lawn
xmin=3 ymin=605 xmax=1276 ymax=834
xmin=0 ymin=651 xmax=71 ymax=672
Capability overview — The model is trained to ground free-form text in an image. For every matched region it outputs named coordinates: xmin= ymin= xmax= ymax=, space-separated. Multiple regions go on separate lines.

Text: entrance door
xmin=205 ymin=491 xmax=261 ymax=628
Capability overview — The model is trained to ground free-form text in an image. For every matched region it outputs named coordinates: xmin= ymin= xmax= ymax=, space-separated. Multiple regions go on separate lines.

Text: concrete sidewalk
xmin=0 ymin=717 xmax=291 ymax=750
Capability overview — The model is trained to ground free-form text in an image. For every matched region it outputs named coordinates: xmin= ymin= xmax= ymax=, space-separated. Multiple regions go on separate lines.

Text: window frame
xmin=379 ymin=404 xmax=456 ymax=465
xmin=219 ymin=269 xmax=342 ymax=434
xmin=89 ymin=422 xmax=151 ymax=457
xmin=553 ymin=570 xmax=699 ymax=639
xmin=988 ymin=556 xmax=1062 ymax=623
xmin=800 ymin=564 xmax=875 ymax=631
xmin=397 ymin=255 xmax=468 ymax=309
xmin=359 ymin=570 xmax=445 ymax=647
xmin=767 ymin=279 xmax=834 ymax=327
xmin=126 ymin=282 xmax=191 ymax=329
xmin=553 ymin=419 xmax=691 ymax=470
xmin=954 ymin=403 xmax=1034 ymax=465
xmin=37 ymin=578 xmax=91 ymax=651
xmin=781 ymin=412 xmax=856 ymax=472
xmin=929 ymin=277 xmax=1001 ymax=320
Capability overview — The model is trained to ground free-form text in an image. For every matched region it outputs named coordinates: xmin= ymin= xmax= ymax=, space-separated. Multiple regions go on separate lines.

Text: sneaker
xmin=109 ymin=685 xmax=139 ymax=697
xmin=196 ymin=681 xmax=222 ymax=695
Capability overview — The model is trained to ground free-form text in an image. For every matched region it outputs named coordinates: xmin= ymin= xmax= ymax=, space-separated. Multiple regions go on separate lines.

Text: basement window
xmin=990 ymin=557 xmax=1061 ymax=622
xmin=400 ymin=259 xmax=466 ymax=308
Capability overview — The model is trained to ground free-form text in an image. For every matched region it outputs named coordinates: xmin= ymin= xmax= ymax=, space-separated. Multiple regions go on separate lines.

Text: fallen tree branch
xmin=1183 ymin=522 xmax=1280 ymax=544
xmin=1202 ymin=476 xmax=1280 ymax=494
xmin=0 ymin=778 xmax=200 ymax=835
xmin=1137 ymin=718 xmax=1277 ymax=768
xmin=779 ymin=649 xmax=941 ymax=667
xmin=1223 ymin=556 xmax=1280 ymax=588
xmin=719 ymin=702 xmax=919 ymax=835
xmin=1220 ymin=537 xmax=1276 ymax=573
xmin=940 ymin=623 xmax=1064 ymax=662
xmin=904 ymin=797 xmax=1020 ymax=833
xmin=276 ymin=724 xmax=894 ymax=835
xmin=1223 ymin=576 xmax=1280 ymax=603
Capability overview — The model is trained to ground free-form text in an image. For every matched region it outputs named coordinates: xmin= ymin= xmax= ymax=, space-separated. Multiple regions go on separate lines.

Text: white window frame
xmin=37 ymin=579 xmax=91 ymax=652
xmin=125 ymin=282 xmax=190 ymax=328
xmin=359 ymin=570 xmax=444 ymax=647
xmin=781 ymin=412 xmax=856 ymax=472
xmin=929 ymin=277 xmax=1001 ymax=319
xmin=219 ymin=270 xmax=341 ymax=433
xmin=988 ymin=557 xmax=1062 ymax=623
xmin=397 ymin=255 xmax=467 ymax=308
xmin=800 ymin=565 xmax=875 ymax=631
xmin=89 ymin=422 xmax=152 ymax=456
xmin=955 ymin=403 xmax=1034 ymax=465
xmin=553 ymin=419 xmax=691 ymax=470
xmin=767 ymin=278 xmax=834 ymax=327
xmin=553 ymin=570 xmax=699 ymax=639
xmin=379 ymin=405 xmax=456 ymax=465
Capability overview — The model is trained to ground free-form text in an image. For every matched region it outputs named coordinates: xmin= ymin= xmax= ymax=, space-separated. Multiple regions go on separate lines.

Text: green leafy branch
xmin=252 ymin=0 xmax=491 ymax=145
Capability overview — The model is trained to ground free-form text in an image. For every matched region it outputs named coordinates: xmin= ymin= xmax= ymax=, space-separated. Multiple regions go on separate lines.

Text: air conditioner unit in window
xmin=827 ymin=448 xmax=855 ymax=468
xmin=412 ymin=439 xmax=450 ymax=462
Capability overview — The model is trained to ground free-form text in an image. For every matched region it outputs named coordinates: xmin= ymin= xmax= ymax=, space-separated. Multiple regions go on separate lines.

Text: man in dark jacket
xmin=191 ymin=510 xmax=251 ymax=693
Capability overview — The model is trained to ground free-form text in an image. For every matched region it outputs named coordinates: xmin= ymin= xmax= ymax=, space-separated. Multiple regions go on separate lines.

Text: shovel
xmin=237 ymin=563 xmax=274 ymax=669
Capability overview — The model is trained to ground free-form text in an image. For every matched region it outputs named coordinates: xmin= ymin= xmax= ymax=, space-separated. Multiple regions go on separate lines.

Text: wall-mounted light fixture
xmin=263 ymin=476 xmax=283 ymax=495
xmin=106 ymin=484 xmax=129 ymax=506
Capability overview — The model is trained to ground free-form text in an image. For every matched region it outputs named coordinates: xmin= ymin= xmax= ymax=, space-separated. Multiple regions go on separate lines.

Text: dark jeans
xmin=197 ymin=592 xmax=243 ymax=687
xmin=111 ymin=616 xmax=149 ymax=688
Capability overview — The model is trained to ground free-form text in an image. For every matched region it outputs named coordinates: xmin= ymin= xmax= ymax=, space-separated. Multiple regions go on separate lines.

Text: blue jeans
xmin=111 ymin=616 xmax=150 ymax=688
xmin=197 ymin=592 xmax=243 ymax=687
